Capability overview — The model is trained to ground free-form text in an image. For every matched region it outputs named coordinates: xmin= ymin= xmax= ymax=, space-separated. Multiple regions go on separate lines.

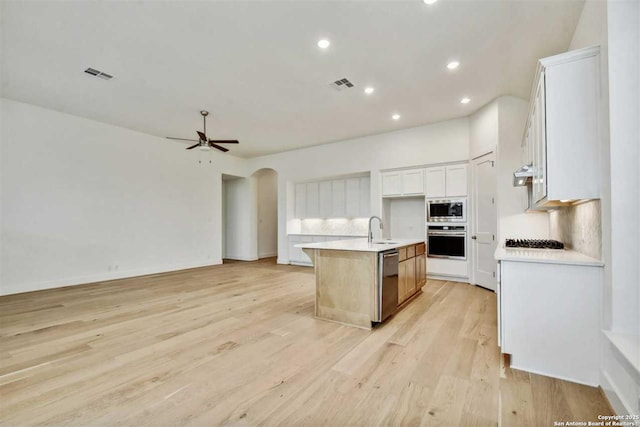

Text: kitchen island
xmin=296 ymin=238 xmax=426 ymax=329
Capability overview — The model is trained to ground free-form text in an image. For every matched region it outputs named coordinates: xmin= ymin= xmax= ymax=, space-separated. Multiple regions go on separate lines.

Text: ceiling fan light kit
xmin=166 ymin=110 xmax=239 ymax=153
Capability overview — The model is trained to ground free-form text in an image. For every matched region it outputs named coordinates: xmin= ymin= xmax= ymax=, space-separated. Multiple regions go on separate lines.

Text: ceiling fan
xmin=166 ymin=111 xmax=239 ymax=152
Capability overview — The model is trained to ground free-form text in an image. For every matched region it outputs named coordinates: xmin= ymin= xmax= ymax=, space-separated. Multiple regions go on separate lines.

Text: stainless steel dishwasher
xmin=378 ymin=249 xmax=399 ymax=322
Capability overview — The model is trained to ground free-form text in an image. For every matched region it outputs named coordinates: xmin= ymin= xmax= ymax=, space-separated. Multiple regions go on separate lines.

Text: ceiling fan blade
xmin=208 ymin=139 xmax=239 ymax=144
xmin=197 ymin=131 xmax=207 ymax=141
xmin=166 ymin=137 xmax=200 ymax=142
xmin=186 ymin=143 xmax=200 ymax=150
xmin=210 ymin=143 xmax=229 ymax=152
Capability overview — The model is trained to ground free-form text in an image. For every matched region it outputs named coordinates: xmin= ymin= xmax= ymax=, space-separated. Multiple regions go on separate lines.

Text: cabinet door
xmin=425 ymin=167 xmax=446 ymax=198
xmin=332 ymin=180 xmax=346 ymax=217
xmin=345 ymin=178 xmax=360 ymax=218
xmin=294 ymin=184 xmax=306 ymax=218
xmin=445 ymin=165 xmax=468 ymax=197
xmin=359 ymin=177 xmax=371 ymax=217
xmin=536 ymin=73 xmax=547 ymax=202
xmin=319 ymin=181 xmax=332 ymax=218
xmin=306 ymin=182 xmax=319 ymax=218
xmin=402 ymin=169 xmax=424 ymax=195
xmin=406 ymin=256 xmax=416 ymax=296
xmin=416 ymin=253 xmax=426 ymax=288
xmin=381 ymin=172 xmax=402 ymax=196
xmin=398 ymin=260 xmax=408 ymax=304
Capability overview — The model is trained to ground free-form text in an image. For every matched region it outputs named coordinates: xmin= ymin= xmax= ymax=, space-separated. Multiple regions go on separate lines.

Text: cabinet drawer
xmin=415 ymin=243 xmax=426 ymax=256
xmin=407 ymin=245 xmax=416 ymax=259
xmin=399 ymin=247 xmax=407 ymax=261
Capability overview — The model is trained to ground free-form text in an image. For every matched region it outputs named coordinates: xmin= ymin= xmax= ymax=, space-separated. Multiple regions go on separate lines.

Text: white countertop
xmin=288 ymin=233 xmax=367 ymax=237
xmin=296 ymin=238 xmax=424 ymax=253
xmin=494 ymin=246 xmax=604 ymax=267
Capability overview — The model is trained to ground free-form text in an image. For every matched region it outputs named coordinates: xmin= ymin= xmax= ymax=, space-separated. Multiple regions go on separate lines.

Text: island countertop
xmin=295 ymin=238 xmax=425 ymax=252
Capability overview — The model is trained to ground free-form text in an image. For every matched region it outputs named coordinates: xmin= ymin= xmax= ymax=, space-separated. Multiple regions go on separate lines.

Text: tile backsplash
xmin=549 ymin=199 xmax=601 ymax=259
xmin=289 ymin=218 xmax=369 ymax=236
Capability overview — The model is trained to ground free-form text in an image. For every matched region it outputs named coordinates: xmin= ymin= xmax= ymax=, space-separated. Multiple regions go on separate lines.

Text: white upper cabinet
xmin=402 ymin=169 xmax=424 ymax=195
xmin=527 ymin=46 xmax=601 ymax=207
xmin=359 ymin=176 xmax=371 ymax=217
xmin=425 ymin=165 xmax=467 ymax=198
xmin=345 ymin=178 xmax=360 ymax=218
xmin=331 ymin=179 xmax=346 ymax=217
xmin=381 ymin=169 xmax=425 ymax=197
xmin=306 ymin=182 xmax=319 ymax=218
xmin=294 ymin=184 xmax=306 ymax=218
xmin=319 ymin=181 xmax=332 ymax=218
xmin=425 ymin=167 xmax=445 ymax=198
xmin=381 ymin=172 xmax=402 ymax=196
xmin=445 ymin=164 xmax=468 ymax=197
xmin=293 ymin=176 xmax=371 ymax=219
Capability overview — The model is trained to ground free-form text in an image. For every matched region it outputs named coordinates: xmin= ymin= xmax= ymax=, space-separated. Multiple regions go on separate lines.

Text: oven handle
xmin=427 ymin=232 xmax=467 ymax=237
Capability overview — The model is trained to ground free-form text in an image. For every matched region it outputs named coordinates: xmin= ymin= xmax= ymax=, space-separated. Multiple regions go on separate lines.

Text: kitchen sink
xmin=372 ymin=241 xmax=398 ymax=245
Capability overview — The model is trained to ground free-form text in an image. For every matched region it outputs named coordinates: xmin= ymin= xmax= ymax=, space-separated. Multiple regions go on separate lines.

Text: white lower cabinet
xmin=499 ymin=260 xmax=602 ymax=386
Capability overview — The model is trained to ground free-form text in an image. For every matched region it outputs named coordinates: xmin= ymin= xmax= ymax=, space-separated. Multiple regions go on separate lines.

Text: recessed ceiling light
xmin=423 ymin=0 xmax=438 ymax=4
xmin=460 ymin=97 xmax=471 ymax=104
xmin=392 ymin=114 xmax=401 ymax=120
xmin=447 ymin=61 xmax=460 ymax=70
xmin=317 ymin=39 xmax=330 ymax=49
xmin=364 ymin=87 xmax=375 ymax=95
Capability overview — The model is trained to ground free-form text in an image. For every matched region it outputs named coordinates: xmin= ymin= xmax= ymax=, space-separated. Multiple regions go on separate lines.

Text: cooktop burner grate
xmin=505 ymin=239 xmax=565 ymax=249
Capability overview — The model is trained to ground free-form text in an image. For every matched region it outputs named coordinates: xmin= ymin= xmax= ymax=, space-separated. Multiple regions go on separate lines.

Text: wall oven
xmin=427 ymin=199 xmax=466 ymax=223
xmin=427 ymin=225 xmax=466 ymax=260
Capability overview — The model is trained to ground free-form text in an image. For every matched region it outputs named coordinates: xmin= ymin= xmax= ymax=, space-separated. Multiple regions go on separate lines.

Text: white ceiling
xmin=1 ymin=0 xmax=583 ymax=158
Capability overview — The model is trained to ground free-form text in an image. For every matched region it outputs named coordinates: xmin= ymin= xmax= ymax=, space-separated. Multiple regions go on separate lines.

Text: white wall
xmin=0 ymin=98 xmax=246 ymax=295
xmin=384 ymin=198 xmax=425 ymax=240
xmin=469 ymin=100 xmax=499 ymax=159
xmin=247 ymin=118 xmax=470 ymax=263
xmin=603 ymin=0 xmax=640 ymax=416
xmin=255 ymin=168 xmax=277 ymax=258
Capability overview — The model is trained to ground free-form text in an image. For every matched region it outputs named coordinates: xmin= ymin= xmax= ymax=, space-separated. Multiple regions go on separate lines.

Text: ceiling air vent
xmin=330 ymin=77 xmax=355 ymax=91
xmin=84 ymin=67 xmax=114 ymax=80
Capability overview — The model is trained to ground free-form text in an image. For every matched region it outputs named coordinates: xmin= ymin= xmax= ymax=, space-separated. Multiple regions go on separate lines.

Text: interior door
xmin=472 ymin=152 xmax=497 ymax=291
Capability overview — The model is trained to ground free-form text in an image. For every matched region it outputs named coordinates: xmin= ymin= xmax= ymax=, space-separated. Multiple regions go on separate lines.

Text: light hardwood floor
xmin=0 ymin=258 xmax=613 ymax=426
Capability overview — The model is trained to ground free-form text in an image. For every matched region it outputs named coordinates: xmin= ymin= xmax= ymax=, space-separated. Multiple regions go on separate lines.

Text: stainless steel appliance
xmin=427 ymin=225 xmax=466 ymax=259
xmin=427 ymin=199 xmax=466 ymax=222
xmin=377 ymin=249 xmax=399 ymax=322
xmin=505 ymin=239 xmax=564 ymax=249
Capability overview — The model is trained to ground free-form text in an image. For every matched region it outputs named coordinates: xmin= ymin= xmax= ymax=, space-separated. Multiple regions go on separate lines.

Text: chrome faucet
xmin=368 ymin=216 xmax=384 ymax=243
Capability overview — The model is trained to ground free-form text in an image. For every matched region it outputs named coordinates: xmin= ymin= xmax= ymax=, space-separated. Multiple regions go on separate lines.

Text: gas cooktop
xmin=505 ymin=239 xmax=565 ymax=250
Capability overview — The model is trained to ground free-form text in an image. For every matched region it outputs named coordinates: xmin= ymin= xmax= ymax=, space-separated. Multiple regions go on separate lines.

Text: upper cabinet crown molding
xmin=524 ymin=46 xmax=601 ymax=208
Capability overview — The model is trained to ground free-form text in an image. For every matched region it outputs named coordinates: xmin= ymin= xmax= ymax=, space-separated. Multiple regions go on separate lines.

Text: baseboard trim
xmin=224 ymin=255 xmax=259 ymax=262
xmin=1 ymin=259 xmax=224 ymax=296
xmin=258 ymin=252 xmax=278 ymax=259
xmin=427 ymin=274 xmax=469 ymax=283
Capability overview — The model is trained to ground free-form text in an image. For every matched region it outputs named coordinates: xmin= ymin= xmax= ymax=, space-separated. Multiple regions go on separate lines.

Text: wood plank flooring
xmin=0 ymin=258 xmax=613 ymax=426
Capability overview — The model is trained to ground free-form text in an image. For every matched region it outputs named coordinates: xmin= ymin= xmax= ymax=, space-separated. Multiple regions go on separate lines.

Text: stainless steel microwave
xmin=427 ymin=199 xmax=466 ymax=223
